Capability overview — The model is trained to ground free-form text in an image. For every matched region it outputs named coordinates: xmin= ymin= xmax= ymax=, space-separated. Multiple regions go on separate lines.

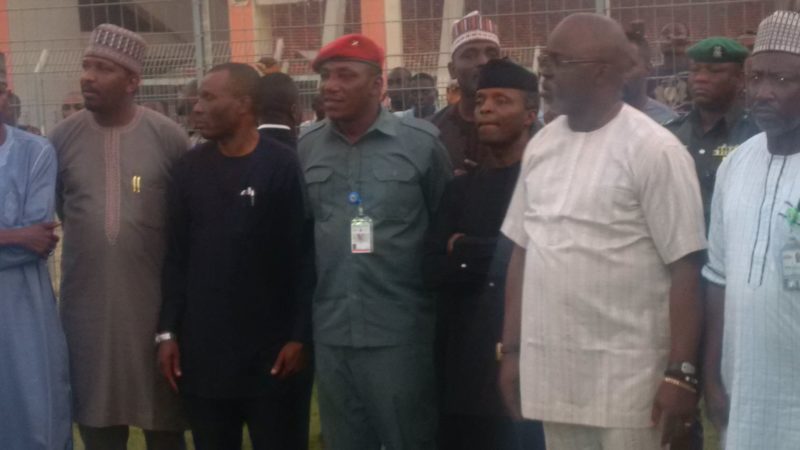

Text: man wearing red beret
xmin=299 ymin=33 xmax=452 ymax=450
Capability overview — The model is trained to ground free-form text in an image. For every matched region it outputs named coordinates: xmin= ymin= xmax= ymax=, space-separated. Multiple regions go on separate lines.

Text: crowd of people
xmin=2 ymin=5 xmax=800 ymax=450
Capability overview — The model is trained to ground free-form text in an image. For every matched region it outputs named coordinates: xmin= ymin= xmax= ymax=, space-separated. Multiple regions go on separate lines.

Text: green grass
xmin=702 ymin=403 xmax=721 ymax=450
xmin=71 ymin=396 xmax=716 ymax=450
xmin=71 ymin=387 xmax=323 ymax=450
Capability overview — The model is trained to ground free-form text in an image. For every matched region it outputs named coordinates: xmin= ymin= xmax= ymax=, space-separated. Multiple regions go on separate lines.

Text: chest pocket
xmin=305 ymin=166 xmax=335 ymax=221
xmin=369 ymin=165 xmax=418 ymax=221
xmin=130 ymin=184 xmax=167 ymax=230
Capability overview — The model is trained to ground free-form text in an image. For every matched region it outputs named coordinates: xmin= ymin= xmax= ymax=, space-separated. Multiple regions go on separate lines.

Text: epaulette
xmin=662 ymin=113 xmax=688 ymax=129
xmin=399 ymin=115 xmax=440 ymax=138
xmin=298 ymin=120 xmax=327 ymax=140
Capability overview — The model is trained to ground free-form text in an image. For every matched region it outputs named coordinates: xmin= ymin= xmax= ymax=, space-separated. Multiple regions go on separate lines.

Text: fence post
xmin=436 ymin=0 xmax=464 ymax=101
xmin=192 ymin=0 xmax=207 ymax=77
xmin=595 ymin=0 xmax=610 ymax=16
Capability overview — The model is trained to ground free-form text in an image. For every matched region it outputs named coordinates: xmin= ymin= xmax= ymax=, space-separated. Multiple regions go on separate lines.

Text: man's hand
xmin=447 ymin=233 xmax=465 ymax=255
xmin=157 ymin=340 xmax=182 ymax=392
xmin=704 ymin=377 xmax=729 ymax=431
xmin=17 ymin=222 xmax=60 ymax=257
xmin=498 ymin=352 xmax=523 ymax=421
xmin=270 ymin=341 xmax=307 ymax=380
xmin=651 ymin=380 xmax=698 ymax=444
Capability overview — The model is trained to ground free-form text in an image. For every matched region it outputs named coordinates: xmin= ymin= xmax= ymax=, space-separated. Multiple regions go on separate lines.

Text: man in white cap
xmin=703 ymin=9 xmax=800 ymax=449
xmin=429 ymin=11 xmax=502 ymax=174
xmin=49 ymin=24 xmax=188 ymax=450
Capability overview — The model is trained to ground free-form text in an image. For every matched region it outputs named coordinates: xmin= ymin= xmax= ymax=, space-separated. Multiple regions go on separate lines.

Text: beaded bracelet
xmin=664 ymin=370 xmax=700 ymax=387
xmin=664 ymin=376 xmax=698 ymax=395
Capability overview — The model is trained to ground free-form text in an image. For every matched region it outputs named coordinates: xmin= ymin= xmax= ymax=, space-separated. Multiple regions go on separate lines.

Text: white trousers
xmin=543 ymin=422 xmax=663 ymax=450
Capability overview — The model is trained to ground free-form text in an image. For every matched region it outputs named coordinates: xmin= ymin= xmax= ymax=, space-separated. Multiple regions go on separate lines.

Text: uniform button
xmin=488 ymin=282 xmax=495 ymax=287
xmin=699 ymin=149 xmax=706 ymax=155
xmin=460 ymin=263 xmax=467 ymax=269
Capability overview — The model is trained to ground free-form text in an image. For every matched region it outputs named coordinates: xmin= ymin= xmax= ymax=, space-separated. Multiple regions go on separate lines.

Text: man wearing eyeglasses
xmin=664 ymin=37 xmax=760 ymax=225
xmin=703 ymin=10 xmax=800 ymax=449
xmin=499 ymin=13 xmax=706 ymax=449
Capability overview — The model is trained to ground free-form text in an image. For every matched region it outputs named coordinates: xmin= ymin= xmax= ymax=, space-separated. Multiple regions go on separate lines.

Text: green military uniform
xmin=665 ymin=37 xmax=761 ymax=225
xmin=665 ymin=107 xmax=760 ymax=222
xmin=298 ymin=107 xmax=452 ymax=449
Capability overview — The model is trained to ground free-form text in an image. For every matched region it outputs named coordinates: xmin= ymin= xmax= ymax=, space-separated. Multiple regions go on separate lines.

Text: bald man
xmin=61 ymin=91 xmax=84 ymax=120
xmin=498 ymin=13 xmax=706 ymax=450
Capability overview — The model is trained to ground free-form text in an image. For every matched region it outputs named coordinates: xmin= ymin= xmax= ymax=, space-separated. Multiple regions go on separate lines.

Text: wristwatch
xmin=154 ymin=331 xmax=176 ymax=346
xmin=666 ymin=361 xmax=697 ymax=375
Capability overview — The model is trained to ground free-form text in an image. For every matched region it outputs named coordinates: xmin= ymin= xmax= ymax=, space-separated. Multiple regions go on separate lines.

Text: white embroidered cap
xmin=753 ymin=10 xmax=800 ymax=56
xmin=451 ymin=11 xmax=500 ymax=56
xmin=84 ymin=24 xmax=147 ymax=75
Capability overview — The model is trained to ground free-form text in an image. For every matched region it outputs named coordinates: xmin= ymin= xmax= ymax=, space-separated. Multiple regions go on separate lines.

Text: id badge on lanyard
xmin=781 ymin=237 xmax=800 ymax=290
xmin=349 ymin=192 xmax=373 ymax=254
xmin=780 ymin=201 xmax=800 ymax=290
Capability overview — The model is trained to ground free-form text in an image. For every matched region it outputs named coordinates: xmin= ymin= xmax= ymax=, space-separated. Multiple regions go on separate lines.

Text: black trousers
xmin=439 ymin=413 xmax=546 ymax=450
xmin=78 ymin=425 xmax=185 ymax=450
xmin=182 ymin=368 xmax=313 ymax=450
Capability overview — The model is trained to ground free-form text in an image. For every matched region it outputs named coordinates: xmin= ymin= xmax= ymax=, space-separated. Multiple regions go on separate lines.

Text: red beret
xmin=312 ymin=34 xmax=385 ymax=72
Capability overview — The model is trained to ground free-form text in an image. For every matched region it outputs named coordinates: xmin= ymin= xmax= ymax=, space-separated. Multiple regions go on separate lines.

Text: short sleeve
xmin=702 ymin=155 xmax=730 ymax=286
xmin=634 ymin=139 xmax=707 ymax=264
xmin=501 ymin=140 xmax=534 ymax=248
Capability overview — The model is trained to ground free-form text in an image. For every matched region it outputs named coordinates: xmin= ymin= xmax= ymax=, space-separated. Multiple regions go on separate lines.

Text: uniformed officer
xmin=665 ymin=37 xmax=760 ymax=224
xmin=298 ymin=34 xmax=452 ymax=450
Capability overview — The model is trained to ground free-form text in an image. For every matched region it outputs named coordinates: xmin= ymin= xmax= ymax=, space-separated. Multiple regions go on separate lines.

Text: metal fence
xmin=0 ymin=0 xmax=786 ymax=134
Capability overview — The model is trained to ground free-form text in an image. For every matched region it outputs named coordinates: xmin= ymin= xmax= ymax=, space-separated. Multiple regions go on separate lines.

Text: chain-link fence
xmin=0 ymin=0 xmax=784 ymax=134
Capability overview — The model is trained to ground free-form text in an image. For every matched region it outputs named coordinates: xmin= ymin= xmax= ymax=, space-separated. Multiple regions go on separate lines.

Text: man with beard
xmin=49 ymin=24 xmax=188 ymax=450
xmin=499 ymin=13 xmax=706 ymax=449
xmin=425 ymin=58 xmax=545 ymax=450
xmin=430 ymin=11 xmax=501 ymax=174
xmin=158 ymin=63 xmax=314 ymax=450
xmin=664 ymin=37 xmax=760 ymax=223
xmin=703 ymin=10 xmax=800 ymax=449
xmin=299 ymin=34 xmax=451 ymax=450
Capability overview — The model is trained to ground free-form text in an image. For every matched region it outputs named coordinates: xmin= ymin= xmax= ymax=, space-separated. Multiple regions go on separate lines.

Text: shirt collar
xmin=369 ymin=107 xmax=399 ymax=136
xmin=328 ymin=106 xmax=399 ymax=143
xmin=258 ymin=124 xmax=292 ymax=131
xmin=689 ymin=103 xmax=745 ymax=136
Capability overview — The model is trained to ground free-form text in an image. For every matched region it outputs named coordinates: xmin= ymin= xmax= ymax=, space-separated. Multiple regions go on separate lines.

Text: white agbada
xmin=703 ymin=132 xmax=800 ymax=449
xmin=502 ymin=104 xmax=707 ymax=428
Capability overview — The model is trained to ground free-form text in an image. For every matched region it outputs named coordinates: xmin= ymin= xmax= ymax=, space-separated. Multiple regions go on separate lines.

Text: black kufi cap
xmin=477 ymin=58 xmax=538 ymax=93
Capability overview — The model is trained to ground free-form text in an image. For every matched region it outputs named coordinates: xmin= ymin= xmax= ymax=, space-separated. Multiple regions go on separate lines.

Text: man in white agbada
xmin=497 ymin=13 xmax=708 ymax=450
xmin=703 ymin=10 xmax=800 ymax=450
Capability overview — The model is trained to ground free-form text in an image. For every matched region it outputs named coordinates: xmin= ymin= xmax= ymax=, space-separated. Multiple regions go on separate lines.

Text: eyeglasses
xmin=538 ymin=52 xmax=605 ymax=69
xmin=62 ymin=103 xmax=84 ymax=112
xmin=747 ymin=72 xmax=800 ymax=88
